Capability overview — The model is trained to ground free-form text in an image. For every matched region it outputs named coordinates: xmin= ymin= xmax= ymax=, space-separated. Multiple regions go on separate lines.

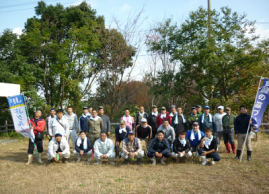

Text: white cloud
xmin=255 ymin=24 xmax=269 ymax=41
xmin=120 ymin=3 xmax=132 ymax=12
xmin=12 ymin=27 xmax=23 ymax=36
xmin=71 ymin=0 xmax=97 ymax=7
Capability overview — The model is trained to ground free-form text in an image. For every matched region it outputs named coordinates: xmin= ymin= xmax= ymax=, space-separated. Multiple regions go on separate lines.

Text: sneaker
xmin=210 ymin=158 xmax=215 ymax=165
xmin=161 ymin=157 xmax=166 ymax=165
xmin=109 ymin=161 xmax=115 ymax=165
xmin=94 ymin=160 xmax=102 ymax=165
xmin=77 ymin=157 xmax=81 ymax=162
xmin=151 ymin=158 xmax=156 ymax=165
xmin=201 ymin=156 xmax=207 ymax=165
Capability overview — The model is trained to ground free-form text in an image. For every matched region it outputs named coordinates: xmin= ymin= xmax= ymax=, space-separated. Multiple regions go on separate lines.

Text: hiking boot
xmin=231 ymin=144 xmax=236 ymax=154
xmin=224 ymin=143 xmax=231 ymax=154
xmin=200 ymin=156 xmax=207 ymax=165
xmin=108 ymin=160 xmax=115 ymax=165
xmin=161 ymin=157 xmax=166 ymax=165
xmin=210 ymin=158 xmax=215 ymax=165
xmin=235 ymin=150 xmax=241 ymax=160
xmin=25 ymin=154 xmax=33 ymax=165
xmin=137 ymin=158 xmax=142 ymax=165
xmin=247 ymin=150 xmax=251 ymax=161
xmin=94 ymin=160 xmax=102 ymax=165
xmin=38 ymin=153 xmax=43 ymax=163
xmin=62 ymin=157 xmax=68 ymax=163
xmin=77 ymin=156 xmax=81 ymax=162
xmin=151 ymin=157 xmax=156 ymax=165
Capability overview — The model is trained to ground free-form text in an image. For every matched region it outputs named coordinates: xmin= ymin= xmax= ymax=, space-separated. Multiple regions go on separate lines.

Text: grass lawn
xmin=0 ymin=133 xmax=269 ymax=194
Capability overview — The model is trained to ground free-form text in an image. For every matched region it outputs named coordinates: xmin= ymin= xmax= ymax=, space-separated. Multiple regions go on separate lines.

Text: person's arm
xmin=34 ymin=120 xmax=46 ymax=132
xmin=79 ymin=117 xmax=82 ymax=132
xmin=212 ymin=117 xmax=217 ymax=135
xmin=62 ymin=140 xmax=70 ymax=155
xmin=135 ymin=126 xmax=138 ymax=137
xmin=93 ymin=141 xmax=101 ymax=157
xmin=157 ymin=116 xmax=160 ymax=127
xmin=115 ymin=126 xmax=120 ymax=142
xmin=106 ymin=139 xmax=114 ymax=157
xmin=107 ymin=117 xmax=111 ymax=132
xmin=147 ymin=139 xmax=156 ymax=153
xmin=74 ymin=115 xmax=79 ymax=131
xmin=198 ymin=115 xmax=202 ymax=130
xmin=173 ymin=139 xmax=177 ymax=153
xmin=168 ymin=115 xmax=172 ymax=125
xmin=87 ymin=120 xmax=90 ymax=131
xmin=148 ymin=126 xmax=152 ymax=141
xmin=48 ymin=140 xmax=55 ymax=157
xmin=135 ymin=114 xmax=138 ymax=127
xmin=65 ymin=122 xmax=70 ymax=137
xmin=122 ymin=140 xmax=129 ymax=155
xmin=84 ymin=138 xmax=91 ymax=152
xmin=185 ymin=139 xmax=191 ymax=153
xmin=170 ymin=127 xmax=175 ymax=143
xmin=171 ymin=117 xmax=175 ymax=128
xmin=75 ymin=138 xmax=81 ymax=152
xmin=161 ymin=139 xmax=170 ymax=155
xmin=100 ymin=119 xmax=103 ymax=131
xmin=234 ymin=117 xmax=238 ymax=134
xmin=200 ymin=137 xmax=206 ymax=148
xmin=134 ymin=138 xmax=142 ymax=155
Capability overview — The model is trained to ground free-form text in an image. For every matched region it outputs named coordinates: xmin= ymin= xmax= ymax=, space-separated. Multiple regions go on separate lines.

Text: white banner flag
xmin=8 ymin=95 xmax=34 ymax=141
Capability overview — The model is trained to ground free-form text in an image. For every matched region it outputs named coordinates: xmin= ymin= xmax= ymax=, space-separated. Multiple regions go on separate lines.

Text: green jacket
xmin=187 ymin=114 xmax=199 ymax=130
xmin=222 ymin=114 xmax=236 ymax=130
xmin=87 ymin=117 xmax=104 ymax=134
xmin=197 ymin=112 xmax=203 ymax=117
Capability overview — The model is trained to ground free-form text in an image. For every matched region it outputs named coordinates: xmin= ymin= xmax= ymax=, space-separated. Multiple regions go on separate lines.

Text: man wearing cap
xmin=79 ymin=107 xmax=91 ymax=135
xmin=169 ymin=105 xmax=177 ymax=117
xmin=187 ymin=107 xmax=199 ymax=130
xmin=157 ymin=119 xmax=175 ymax=147
xmin=46 ymin=108 xmax=56 ymax=141
xmin=93 ymin=132 xmax=115 ymax=165
xmin=148 ymin=105 xmax=159 ymax=138
xmin=222 ymin=107 xmax=237 ymax=154
xmin=135 ymin=106 xmax=148 ymax=127
xmin=196 ymin=105 xmax=203 ymax=117
xmin=213 ymin=106 xmax=226 ymax=149
xmin=114 ymin=120 xmax=131 ymax=158
xmin=98 ymin=106 xmax=111 ymax=137
xmin=198 ymin=106 xmax=217 ymax=136
xmin=185 ymin=122 xmax=205 ymax=156
xmin=121 ymin=108 xmax=135 ymax=130
xmin=121 ymin=131 xmax=144 ymax=165
xmin=47 ymin=133 xmax=70 ymax=163
xmin=147 ymin=130 xmax=171 ymax=165
xmin=172 ymin=107 xmax=188 ymax=136
xmin=65 ymin=106 xmax=79 ymax=148
xmin=157 ymin=107 xmax=171 ymax=127
xmin=49 ymin=109 xmax=70 ymax=140
xmin=135 ymin=118 xmax=152 ymax=154
xmin=74 ymin=131 xmax=92 ymax=162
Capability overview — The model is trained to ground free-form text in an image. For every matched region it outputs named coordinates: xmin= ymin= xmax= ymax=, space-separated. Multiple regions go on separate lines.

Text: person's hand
xmin=15 ymin=130 xmax=18 ymax=133
xmin=155 ymin=152 xmax=159 ymax=157
xmin=64 ymin=135 xmax=66 ymax=137
xmin=249 ymin=120 xmax=252 ymax=124
xmin=235 ymin=134 xmax=238 ymax=139
xmin=182 ymin=151 xmax=185 ymax=156
xmin=46 ymin=135 xmax=50 ymax=139
xmin=214 ymin=133 xmax=217 ymax=137
xmin=129 ymin=153 xmax=135 ymax=158
xmin=51 ymin=135 xmax=54 ymax=137
xmin=178 ymin=152 xmax=181 ymax=155
xmin=196 ymin=146 xmax=200 ymax=151
xmin=80 ymin=151 xmax=84 ymax=155
xmin=103 ymin=154 xmax=108 ymax=159
xmin=53 ymin=157 xmax=57 ymax=162
xmin=100 ymin=155 xmax=104 ymax=159
xmin=115 ymin=141 xmax=119 ymax=146
xmin=159 ymin=153 xmax=163 ymax=158
xmin=201 ymin=151 xmax=207 ymax=156
xmin=58 ymin=152 xmax=63 ymax=155
xmin=107 ymin=132 xmax=110 ymax=136
xmin=202 ymin=137 xmax=207 ymax=141
xmin=30 ymin=126 xmax=34 ymax=129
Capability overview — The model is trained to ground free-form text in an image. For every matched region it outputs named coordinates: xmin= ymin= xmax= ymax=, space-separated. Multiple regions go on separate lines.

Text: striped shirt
xmin=122 ymin=138 xmax=142 ymax=155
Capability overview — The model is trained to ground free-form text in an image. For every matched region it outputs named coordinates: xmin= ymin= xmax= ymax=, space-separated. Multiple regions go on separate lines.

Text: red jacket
xmin=157 ymin=113 xmax=171 ymax=127
xmin=30 ymin=118 xmax=45 ymax=135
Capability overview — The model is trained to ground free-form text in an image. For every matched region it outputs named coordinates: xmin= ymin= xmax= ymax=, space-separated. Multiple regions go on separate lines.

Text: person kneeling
xmin=74 ymin=131 xmax=92 ymax=163
xmin=121 ymin=131 xmax=144 ymax=165
xmin=47 ymin=133 xmax=70 ymax=163
xmin=198 ymin=127 xmax=221 ymax=165
xmin=93 ymin=132 xmax=115 ymax=165
xmin=147 ymin=131 xmax=171 ymax=165
xmin=172 ymin=131 xmax=192 ymax=163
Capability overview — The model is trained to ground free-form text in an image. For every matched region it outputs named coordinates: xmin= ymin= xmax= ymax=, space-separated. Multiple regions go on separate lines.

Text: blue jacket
xmin=185 ymin=130 xmax=205 ymax=147
xmin=115 ymin=125 xmax=131 ymax=142
xmin=198 ymin=114 xmax=217 ymax=134
xmin=147 ymin=138 xmax=170 ymax=155
xmin=80 ymin=114 xmax=91 ymax=132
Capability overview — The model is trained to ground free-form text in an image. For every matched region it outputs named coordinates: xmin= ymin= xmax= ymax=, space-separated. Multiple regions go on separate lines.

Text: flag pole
xmin=239 ymin=76 xmax=263 ymax=162
xmin=22 ymin=93 xmax=39 ymax=163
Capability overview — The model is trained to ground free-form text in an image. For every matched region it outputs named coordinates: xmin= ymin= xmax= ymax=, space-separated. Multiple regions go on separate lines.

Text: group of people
xmin=22 ymin=104 xmax=253 ymax=166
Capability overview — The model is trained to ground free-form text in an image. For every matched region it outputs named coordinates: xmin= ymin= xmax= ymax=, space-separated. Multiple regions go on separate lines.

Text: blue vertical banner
xmin=251 ymin=79 xmax=269 ymax=132
xmin=7 ymin=95 xmax=34 ymax=140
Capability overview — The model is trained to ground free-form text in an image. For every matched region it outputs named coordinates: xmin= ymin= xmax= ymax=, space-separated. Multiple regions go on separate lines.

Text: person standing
xmin=25 ymin=110 xmax=46 ymax=165
xmin=169 ymin=105 xmax=177 ymax=118
xmin=148 ymin=105 xmax=159 ymax=138
xmin=187 ymin=107 xmax=199 ymax=130
xmin=172 ymin=107 xmax=188 ymax=136
xmin=114 ymin=120 xmax=131 ymax=158
xmin=234 ymin=105 xmax=253 ymax=161
xmin=65 ymin=106 xmax=79 ymax=148
xmin=198 ymin=106 xmax=217 ymax=136
xmin=196 ymin=105 xmax=203 ymax=117
xmin=98 ymin=106 xmax=111 ymax=137
xmin=157 ymin=107 xmax=171 ymax=127
xmin=135 ymin=118 xmax=152 ymax=154
xmin=135 ymin=106 xmax=148 ymax=127
xmin=157 ymin=119 xmax=175 ymax=147
xmin=46 ymin=108 xmax=56 ymax=141
xmin=222 ymin=107 xmax=236 ymax=154
xmin=213 ymin=106 xmax=226 ymax=149
xmin=49 ymin=109 xmax=70 ymax=140
xmin=88 ymin=106 xmax=93 ymax=115
xmin=79 ymin=107 xmax=91 ymax=135
xmin=121 ymin=108 xmax=135 ymax=131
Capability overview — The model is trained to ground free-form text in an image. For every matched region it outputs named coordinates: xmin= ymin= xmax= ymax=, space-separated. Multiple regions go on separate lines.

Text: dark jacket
xmin=135 ymin=112 xmax=149 ymax=127
xmin=198 ymin=114 xmax=217 ymax=134
xmin=171 ymin=114 xmax=188 ymax=136
xmin=202 ymin=136 xmax=218 ymax=152
xmin=80 ymin=114 xmax=91 ymax=132
xmin=75 ymin=137 xmax=92 ymax=153
xmin=173 ymin=138 xmax=191 ymax=153
xmin=148 ymin=113 xmax=159 ymax=131
xmin=222 ymin=114 xmax=236 ymax=131
xmin=234 ymin=113 xmax=251 ymax=134
xmin=135 ymin=125 xmax=152 ymax=140
xmin=148 ymin=138 xmax=170 ymax=155
xmin=115 ymin=125 xmax=131 ymax=142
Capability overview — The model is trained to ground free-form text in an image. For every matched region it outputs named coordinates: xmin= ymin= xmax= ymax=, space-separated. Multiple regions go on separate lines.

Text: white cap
xmin=141 ymin=118 xmax=147 ymax=123
xmin=218 ymin=106 xmax=224 ymax=110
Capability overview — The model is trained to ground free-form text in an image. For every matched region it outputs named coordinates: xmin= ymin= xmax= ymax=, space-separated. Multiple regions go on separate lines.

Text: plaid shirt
xmin=122 ymin=138 xmax=142 ymax=155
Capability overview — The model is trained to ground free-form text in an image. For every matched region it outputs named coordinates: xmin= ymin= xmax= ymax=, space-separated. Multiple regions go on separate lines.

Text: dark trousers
xmin=223 ymin=130 xmax=235 ymax=144
xmin=27 ymin=137 xmax=43 ymax=154
xmin=198 ymin=148 xmax=221 ymax=161
xmin=152 ymin=130 xmax=157 ymax=139
xmin=147 ymin=151 xmax=171 ymax=158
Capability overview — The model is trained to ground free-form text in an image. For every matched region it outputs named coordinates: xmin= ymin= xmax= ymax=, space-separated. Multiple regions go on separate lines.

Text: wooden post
xmin=5 ymin=120 xmax=8 ymax=137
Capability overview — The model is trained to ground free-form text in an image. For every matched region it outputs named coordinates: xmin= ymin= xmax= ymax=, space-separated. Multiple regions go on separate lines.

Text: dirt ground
xmin=0 ymin=133 xmax=269 ymax=194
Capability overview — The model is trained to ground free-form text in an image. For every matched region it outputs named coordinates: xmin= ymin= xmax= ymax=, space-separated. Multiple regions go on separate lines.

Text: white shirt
xmin=213 ymin=113 xmax=227 ymax=132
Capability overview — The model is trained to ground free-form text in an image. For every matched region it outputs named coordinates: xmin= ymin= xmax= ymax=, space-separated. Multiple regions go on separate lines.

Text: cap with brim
xmin=120 ymin=120 xmax=126 ymax=125
xmin=217 ymin=106 xmax=224 ymax=110
xmin=98 ymin=106 xmax=104 ymax=110
xmin=204 ymin=106 xmax=210 ymax=109
xmin=141 ymin=118 xmax=147 ymax=123
xmin=171 ymin=105 xmax=176 ymax=108
xmin=226 ymin=107 xmax=231 ymax=111
xmin=83 ymin=107 xmax=88 ymax=110
xmin=191 ymin=107 xmax=196 ymax=110
xmin=161 ymin=107 xmax=166 ymax=110
xmin=192 ymin=121 xmax=199 ymax=125
xmin=55 ymin=133 xmax=62 ymax=137
xmin=152 ymin=105 xmax=157 ymax=108
xmin=128 ymin=131 xmax=135 ymax=135
xmin=196 ymin=105 xmax=202 ymax=108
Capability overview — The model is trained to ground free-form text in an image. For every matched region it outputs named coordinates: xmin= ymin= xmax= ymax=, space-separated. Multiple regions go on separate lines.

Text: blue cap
xmin=204 ymin=105 xmax=210 ymax=109
xmin=128 ymin=131 xmax=135 ymax=135
xmin=50 ymin=108 xmax=55 ymax=111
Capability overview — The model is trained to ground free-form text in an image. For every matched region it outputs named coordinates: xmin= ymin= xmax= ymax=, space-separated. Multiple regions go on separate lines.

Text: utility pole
xmin=208 ymin=0 xmax=211 ymax=37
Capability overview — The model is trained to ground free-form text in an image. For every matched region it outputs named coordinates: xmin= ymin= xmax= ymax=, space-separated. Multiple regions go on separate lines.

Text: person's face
xmin=177 ymin=108 xmax=182 ymax=114
xmin=179 ymin=134 xmax=185 ymax=140
xmin=152 ymin=107 xmax=157 ymax=113
xmin=56 ymin=112 xmax=63 ymax=119
xmin=67 ymin=108 xmax=72 ymax=114
xmin=35 ymin=110 xmax=41 ymax=118
xmin=98 ymin=109 xmax=104 ymax=115
xmin=226 ymin=109 xmax=231 ymax=115
xmin=100 ymin=133 xmax=107 ymax=141
xmin=193 ymin=124 xmax=199 ymax=132
xmin=240 ymin=107 xmax=247 ymax=114
xmin=218 ymin=108 xmax=224 ymax=114
xmin=140 ymin=107 xmax=144 ymax=113
xmin=92 ymin=110 xmax=97 ymax=117
xmin=163 ymin=121 xmax=169 ymax=129
xmin=161 ymin=109 xmax=166 ymax=114
xmin=120 ymin=123 xmax=126 ymax=128
xmin=204 ymin=108 xmax=210 ymax=114
xmin=191 ymin=109 xmax=197 ymax=115
xmin=128 ymin=134 xmax=135 ymax=142
xmin=125 ymin=110 xmax=130 ymax=116
xmin=88 ymin=108 xmax=93 ymax=113
xmin=157 ymin=133 xmax=164 ymax=141
xmin=171 ymin=107 xmax=176 ymax=113
xmin=141 ymin=122 xmax=147 ymax=127
xmin=205 ymin=130 xmax=212 ymax=138
xmin=50 ymin=110 xmax=56 ymax=116
xmin=83 ymin=109 xmax=89 ymax=115
xmin=55 ymin=136 xmax=62 ymax=142
xmin=196 ymin=107 xmax=202 ymax=113
xmin=80 ymin=132 xmax=86 ymax=139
